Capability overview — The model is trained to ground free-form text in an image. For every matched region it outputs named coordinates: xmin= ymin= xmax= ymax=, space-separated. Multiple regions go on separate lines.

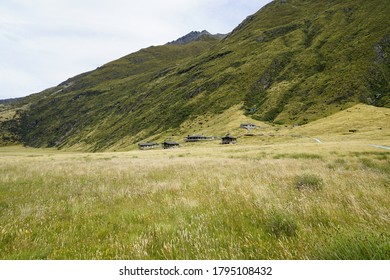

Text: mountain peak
xmin=167 ymin=30 xmax=224 ymax=45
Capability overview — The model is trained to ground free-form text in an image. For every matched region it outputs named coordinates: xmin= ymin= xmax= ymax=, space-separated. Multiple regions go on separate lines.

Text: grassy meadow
xmin=1 ymin=145 xmax=389 ymax=259
xmin=1 ymin=104 xmax=390 ymax=260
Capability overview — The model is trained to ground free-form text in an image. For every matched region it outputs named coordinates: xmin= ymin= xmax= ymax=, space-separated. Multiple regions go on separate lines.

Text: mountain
xmin=167 ymin=30 xmax=226 ymax=45
xmin=1 ymin=0 xmax=389 ymax=151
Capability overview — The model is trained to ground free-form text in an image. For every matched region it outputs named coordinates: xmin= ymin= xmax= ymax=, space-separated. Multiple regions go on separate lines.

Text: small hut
xmin=138 ymin=142 xmax=159 ymax=150
xmin=221 ymin=135 xmax=237 ymax=145
xmin=162 ymin=141 xmax=180 ymax=149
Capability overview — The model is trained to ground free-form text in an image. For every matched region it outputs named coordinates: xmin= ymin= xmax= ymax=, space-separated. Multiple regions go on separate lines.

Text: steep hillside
xmin=15 ymin=35 xmax=222 ymax=151
xmin=1 ymin=0 xmax=390 ymax=151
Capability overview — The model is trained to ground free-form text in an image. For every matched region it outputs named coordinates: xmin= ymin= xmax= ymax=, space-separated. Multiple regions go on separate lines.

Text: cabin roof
xmin=138 ymin=142 xmax=158 ymax=146
xmin=163 ymin=141 xmax=179 ymax=145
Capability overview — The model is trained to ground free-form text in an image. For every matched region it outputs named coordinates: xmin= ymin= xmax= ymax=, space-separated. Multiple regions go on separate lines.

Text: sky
xmin=0 ymin=0 xmax=272 ymax=100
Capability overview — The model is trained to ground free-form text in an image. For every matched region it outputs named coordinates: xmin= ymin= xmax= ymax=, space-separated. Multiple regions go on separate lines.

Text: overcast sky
xmin=0 ymin=0 xmax=272 ymax=99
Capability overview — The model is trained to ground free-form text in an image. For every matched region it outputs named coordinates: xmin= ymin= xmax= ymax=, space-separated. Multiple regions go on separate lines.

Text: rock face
xmin=167 ymin=30 xmax=225 ymax=45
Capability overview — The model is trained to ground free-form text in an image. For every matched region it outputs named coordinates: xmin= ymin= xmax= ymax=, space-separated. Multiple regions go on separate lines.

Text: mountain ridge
xmin=167 ymin=30 xmax=227 ymax=45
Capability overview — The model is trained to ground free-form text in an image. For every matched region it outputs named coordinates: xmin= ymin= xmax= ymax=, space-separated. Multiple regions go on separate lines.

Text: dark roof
xmin=163 ymin=141 xmax=179 ymax=145
xmin=222 ymin=135 xmax=237 ymax=139
xmin=241 ymin=123 xmax=256 ymax=127
xmin=138 ymin=142 xmax=158 ymax=146
xmin=186 ymin=135 xmax=213 ymax=139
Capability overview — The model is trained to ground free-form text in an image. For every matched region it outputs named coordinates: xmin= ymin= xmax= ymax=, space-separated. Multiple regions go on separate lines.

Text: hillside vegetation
xmin=1 ymin=0 xmax=390 ymax=151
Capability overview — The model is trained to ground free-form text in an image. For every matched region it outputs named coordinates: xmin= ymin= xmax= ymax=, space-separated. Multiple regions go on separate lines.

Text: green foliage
xmin=267 ymin=211 xmax=298 ymax=237
xmin=293 ymin=173 xmax=324 ymax=190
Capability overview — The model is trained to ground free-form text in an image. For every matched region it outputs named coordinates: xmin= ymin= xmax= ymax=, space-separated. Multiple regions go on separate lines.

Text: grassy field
xmin=1 ymin=138 xmax=389 ymax=259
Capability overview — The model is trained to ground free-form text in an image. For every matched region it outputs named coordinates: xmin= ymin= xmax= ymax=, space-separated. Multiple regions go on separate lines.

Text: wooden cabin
xmin=185 ymin=135 xmax=213 ymax=142
xmin=162 ymin=141 xmax=180 ymax=149
xmin=221 ymin=135 xmax=237 ymax=145
xmin=138 ymin=142 xmax=159 ymax=150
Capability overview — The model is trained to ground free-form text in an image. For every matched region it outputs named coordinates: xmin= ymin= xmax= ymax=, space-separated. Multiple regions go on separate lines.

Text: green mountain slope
xmin=1 ymin=0 xmax=390 ymax=151
xmin=15 ymin=36 xmax=222 ymax=150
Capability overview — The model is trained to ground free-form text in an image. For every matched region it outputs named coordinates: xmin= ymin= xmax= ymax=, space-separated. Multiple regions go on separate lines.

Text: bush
xmin=267 ymin=211 xmax=298 ymax=237
xmin=294 ymin=174 xmax=324 ymax=191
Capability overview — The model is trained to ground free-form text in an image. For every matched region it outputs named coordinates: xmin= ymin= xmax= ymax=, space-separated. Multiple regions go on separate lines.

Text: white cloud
xmin=0 ymin=0 xmax=272 ymax=99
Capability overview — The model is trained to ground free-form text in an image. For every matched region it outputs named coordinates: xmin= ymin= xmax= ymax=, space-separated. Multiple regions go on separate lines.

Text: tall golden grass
xmin=1 ymin=138 xmax=389 ymax=259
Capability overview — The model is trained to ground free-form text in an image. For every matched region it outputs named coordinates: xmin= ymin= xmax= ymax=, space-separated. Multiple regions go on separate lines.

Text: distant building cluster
xmin=138 ymin=141 xmax=180 ymax=150
xmin=138 ymin=123 xmax=257 ymax=150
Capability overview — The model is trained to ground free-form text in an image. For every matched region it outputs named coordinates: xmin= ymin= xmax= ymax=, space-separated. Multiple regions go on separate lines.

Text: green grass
xmin=273 ymin=153 xmax=323 ymax=160
xmin=293 ymin=173 xmax=324 ymax=190
xmin=1 ymin=139 xmax=389 ymax=260
xmin=266 ymin=210 xmax=298 ymax=238
xmin=309 ymin=230 xmax=390 ymax=260
xmin=360 ymin=158 xmax=390 ymax=174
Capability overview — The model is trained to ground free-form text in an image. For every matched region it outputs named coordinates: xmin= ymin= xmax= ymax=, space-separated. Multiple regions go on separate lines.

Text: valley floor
xmin=0 ymin=136 xmax=389 ymax=259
